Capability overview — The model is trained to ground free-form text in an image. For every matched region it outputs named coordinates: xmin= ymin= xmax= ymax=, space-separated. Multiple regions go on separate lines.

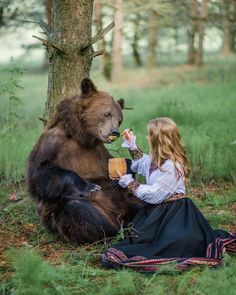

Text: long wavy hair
xmin=147 ymin=117 xmax=190 ymax=180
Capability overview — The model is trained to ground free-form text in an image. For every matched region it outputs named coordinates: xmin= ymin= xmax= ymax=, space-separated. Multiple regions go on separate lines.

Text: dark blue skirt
xmin=101 ymin=198 xmax=236 ymax=273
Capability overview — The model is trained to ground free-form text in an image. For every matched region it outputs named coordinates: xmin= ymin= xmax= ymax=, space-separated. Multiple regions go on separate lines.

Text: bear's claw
xmin=90 ymin=184 xmax=101 ymax=192
xmin=85 ymin=183 xmax=101 ymax=193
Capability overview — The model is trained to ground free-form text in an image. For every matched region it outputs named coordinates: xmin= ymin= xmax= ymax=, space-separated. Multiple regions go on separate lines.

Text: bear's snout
xmin=110 ymin=128 xmax=120 ymax=137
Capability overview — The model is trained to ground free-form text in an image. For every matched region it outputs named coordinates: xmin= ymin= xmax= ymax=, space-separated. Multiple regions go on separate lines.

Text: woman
xmin=102 ymin=117 xmax=236 ymax=272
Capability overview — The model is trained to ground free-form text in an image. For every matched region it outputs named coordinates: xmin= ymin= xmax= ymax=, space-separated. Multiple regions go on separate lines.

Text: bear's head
xmin=48 ymin=78 xmax=125 ymax=147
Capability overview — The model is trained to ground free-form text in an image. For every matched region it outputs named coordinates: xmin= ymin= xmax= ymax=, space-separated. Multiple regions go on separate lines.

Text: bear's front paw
xmin=89 ymin=183 xmax=101 ymax=192
xmin=84 ymin=183 xmax=101 ymax=195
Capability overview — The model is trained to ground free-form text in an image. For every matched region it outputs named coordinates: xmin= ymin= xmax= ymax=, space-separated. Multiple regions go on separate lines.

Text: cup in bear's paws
xmin=108 ymin=158 xmax=127 ymax=179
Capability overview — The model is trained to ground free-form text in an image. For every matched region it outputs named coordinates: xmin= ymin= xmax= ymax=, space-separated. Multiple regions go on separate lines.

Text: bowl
xmin=108 ymin=158 xmax=127 ymax=179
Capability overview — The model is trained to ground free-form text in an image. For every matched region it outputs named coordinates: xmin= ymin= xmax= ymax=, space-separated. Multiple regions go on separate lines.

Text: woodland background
xmin=0 ymin=0 xmax=236 ymax=294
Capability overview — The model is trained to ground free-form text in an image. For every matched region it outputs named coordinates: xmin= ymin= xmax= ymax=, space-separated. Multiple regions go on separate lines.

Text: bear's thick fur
xmin=27 ymin=78 xmax=142 ymax=244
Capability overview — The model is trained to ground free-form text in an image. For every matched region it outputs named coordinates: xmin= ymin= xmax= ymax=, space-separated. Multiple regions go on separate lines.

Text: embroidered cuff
xmin=118 ymin=174 xmax=134 ymax=188
xmin=127 ymin=181 xmax=140 ymax=193
xmin=129 ymin=146 xmax=143 ymax=160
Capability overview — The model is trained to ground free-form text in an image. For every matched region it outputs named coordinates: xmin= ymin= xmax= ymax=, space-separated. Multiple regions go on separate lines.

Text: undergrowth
xmin=1 ymin=246 xmax=235 ymax=295
xmin=0 ymin=184 xmax=235 ymax=295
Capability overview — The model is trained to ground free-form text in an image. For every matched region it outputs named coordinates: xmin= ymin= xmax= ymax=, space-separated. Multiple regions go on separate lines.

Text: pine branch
xmin=92 ymin=21 xmax=115 ymax=44
xmin=22 ymin=13 xmax=50 ymax=35
xmin=80 ymin=21 xmax=115 ymax=52
xmin=93 ymin=49 xmax=104 ymax=58
xmin=32 ymin=35 xmax=67 ymax=55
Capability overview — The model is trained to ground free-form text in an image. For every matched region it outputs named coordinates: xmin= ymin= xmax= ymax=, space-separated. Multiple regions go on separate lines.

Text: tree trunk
xmin=94 ymin=1 xmax=105 ymax=74
xmin=132 ymin=16 xmax=142 ymax=67
xmin=42 ymin=0 xmax=52 ymax=71
xmin=147 ymin=10 xmax=158 ymax=68
xmin=0 ymin=7 xmax=4 ymax=27
xmin=111 ymin=0 xmax=123 ymax=82
xmin=45 ymin=0 xmax=52 ymax=26
xmin=44 ymin=0 xmax=94 ymax=121
xmin=103 ymin=51 xmax=112 ymax=80
xmin=196 ymin=0 xmax=208 ymax=66
xmin=232 ymin=0 xmax=236 ymax=51
xmin=188 ymin=0 xmax=198 ymax=65
xmin=222 ymin=0 xmax=234 ymax=55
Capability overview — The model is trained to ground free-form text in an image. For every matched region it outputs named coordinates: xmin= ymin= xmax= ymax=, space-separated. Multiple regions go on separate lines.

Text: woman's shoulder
xmin=161 ymin=159 xmax=183 ymax=173
xmin=161 ymin=159 xmax=175 ymax=168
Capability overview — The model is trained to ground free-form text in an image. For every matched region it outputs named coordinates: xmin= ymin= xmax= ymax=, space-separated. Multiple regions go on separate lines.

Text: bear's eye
xmin=104 ymin=112 xmax=112 ymax=118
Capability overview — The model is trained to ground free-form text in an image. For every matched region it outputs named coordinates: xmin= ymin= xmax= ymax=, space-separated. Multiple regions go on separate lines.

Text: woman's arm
xmin=129 ymin=148 xmax=150 ymax=177
xmin=119 ymin=161 xmax=183 ymax=204
xmin=122 ymin=130 xmax=150 ymax=176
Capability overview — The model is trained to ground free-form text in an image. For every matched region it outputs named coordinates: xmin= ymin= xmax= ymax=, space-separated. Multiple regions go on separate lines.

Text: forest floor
xmin=0 ymin=56 xmax=236 ymax=294
xmin=0 ymin=181 xmax=236 ymax=295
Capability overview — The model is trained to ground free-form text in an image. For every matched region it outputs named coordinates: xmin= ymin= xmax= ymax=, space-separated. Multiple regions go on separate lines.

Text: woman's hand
xmin=121 ymin=129 xmax=137 ymax=150
xmin=117 ymin=170 xmax=134 ymax=188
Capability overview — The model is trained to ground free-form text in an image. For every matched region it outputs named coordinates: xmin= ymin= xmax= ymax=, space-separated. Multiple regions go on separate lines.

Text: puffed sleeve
xmin=133 ymin=161 xmax=182 ymax=204
xmin=129 ymin=147 xmax=150 ymax=177
xmin=131 ymin=154 xmax=150 ymax=176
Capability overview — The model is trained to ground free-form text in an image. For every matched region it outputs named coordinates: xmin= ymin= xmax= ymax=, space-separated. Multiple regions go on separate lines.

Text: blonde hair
xmin=147 ymin=117 xmax=190 ymax=180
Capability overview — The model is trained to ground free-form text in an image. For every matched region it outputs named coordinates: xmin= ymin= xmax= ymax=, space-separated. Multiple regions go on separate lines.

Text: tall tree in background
xmin=188 ymin=0 xmax=198 ymax=64
xmin=188 ymin=0 xmax=209 ymax=66
xmin=94 ymin=1 xmax=105 ymax=73
xmin=128 ymin=0 xmax=173 ymax=68
xmin=147 ymin=9 xmax=158 ymax=68
xmin=196 ymin=0 xmax=209 ymax=65
xmin=111 ymin=0 xmax=123 ymax=82
xmin=0 ymin=6 xmax=4 ymax=27
xmin=221 ymin=0 xmax=236 ymax=54
xmin=94 ymin=1 xmax=113 ymax=80
xmin=131 ymin=14 xmax=143 ymax=67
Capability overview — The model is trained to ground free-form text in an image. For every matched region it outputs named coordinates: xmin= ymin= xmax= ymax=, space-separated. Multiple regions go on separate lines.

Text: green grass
xmin=0 ymin=182 xmax=235 ymax=294
xmin=1 ymin=56 xmax=236 ymax=183
xmin=0 ymin=72 xmax=47 ymax=182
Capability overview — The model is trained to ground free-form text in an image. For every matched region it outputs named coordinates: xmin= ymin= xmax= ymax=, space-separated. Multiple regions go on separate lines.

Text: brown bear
xmin=27 ymin=78 xmax=142 ymax=244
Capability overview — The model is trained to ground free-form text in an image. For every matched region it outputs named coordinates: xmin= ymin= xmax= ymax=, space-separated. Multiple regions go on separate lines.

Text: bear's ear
xmin=81 ymin=78 xmax=97 ymax=96
xmin=117 ymin=98 xmax=125 ymax=109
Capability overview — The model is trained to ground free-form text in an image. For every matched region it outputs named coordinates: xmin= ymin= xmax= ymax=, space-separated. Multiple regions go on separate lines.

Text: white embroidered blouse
xmin=131 ymin=154 xmax=185 ymax=204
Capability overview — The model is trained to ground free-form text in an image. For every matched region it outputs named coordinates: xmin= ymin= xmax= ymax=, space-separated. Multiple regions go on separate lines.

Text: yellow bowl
xmin=108 ymin=158 xmax=127 ymax=179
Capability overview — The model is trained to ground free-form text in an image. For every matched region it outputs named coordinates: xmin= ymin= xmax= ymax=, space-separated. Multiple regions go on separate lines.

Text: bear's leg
xmin=55 ymin=196 xmax=117 ymax=244
xmin=29 ymin=165 xmax=100 ymax=202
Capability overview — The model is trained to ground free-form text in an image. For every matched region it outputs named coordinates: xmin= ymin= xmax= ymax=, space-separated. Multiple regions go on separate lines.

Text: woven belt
xmin=164 ymin=193 xmax=185 ymax=203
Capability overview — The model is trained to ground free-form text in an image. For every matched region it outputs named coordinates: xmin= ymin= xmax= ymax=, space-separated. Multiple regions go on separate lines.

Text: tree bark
xmin=94 ymin=1 xmax=112 ymax=80
xmin=44 ymin=0 xmax=94 ymax=122
xmin=188 ymin=0 xmax=198 ymax=65
xmin=132 ymin=16 xmax=142 ymax=67
xmin=111 ymin=0 xmax=123 ymax=82
xmin=45 ymin=0 xmax=52 ymax=26
xmin=94 ymin=1 xmax=105 ymax=74
xmin=222 ymin=0 xmax=234 ymax=55
xmin=42 ymin=0 xmax=52 ymax=71
xmin=196 ymin=0 xmax=208 ymax=66
xmin=232 ymin=0 xmax=236 ymax=51
xmin=0 ymin=7 xmax=4 ymax=27
xmin=147 ymin=10 xmax=158 ymax=68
